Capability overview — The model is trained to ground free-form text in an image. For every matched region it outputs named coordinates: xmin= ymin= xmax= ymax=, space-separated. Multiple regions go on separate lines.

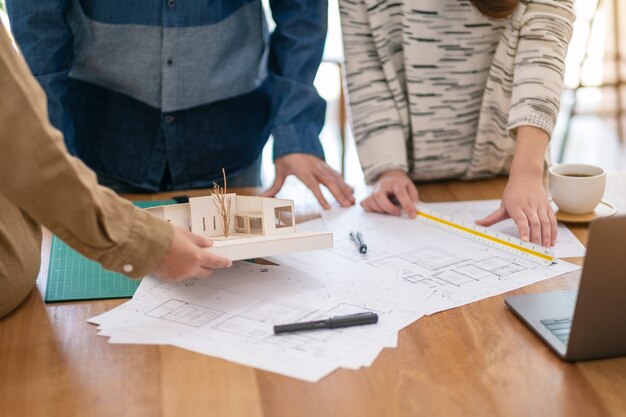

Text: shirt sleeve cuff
xmin=363 ymin=163 xmax=409 ymax=184
xmin=100 ymin=207 xmax=174 ymax=279
xmin=507 ymin=114 xmax=556 ymax=140
xmin=272 ymin=124 xmax=325 ymax=160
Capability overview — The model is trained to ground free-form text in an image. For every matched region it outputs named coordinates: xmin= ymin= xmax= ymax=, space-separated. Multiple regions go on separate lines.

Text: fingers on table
xmin=510 ymin=208 xmax=555 ymax=247
xmin=260 ymin=173 xmax=286 ymax=198
xmin=300 ymin=173 xmax=330 ymax=209
xmin=474 ymin=206 xmax=507 ymax=227
xmin=361 ymin=196 xmax=381 ymax=213
xmin=537 ymin=209 xmax=553 ymax=248
xmin=372 ymin=189 xmax=402 ymax=216
xmin=393 ymin=184 xmax=417 ymax=218
xmin=509 ymin=209 xmax=531 ymax=243
xmin=525 ymin=209 xmax=543 ymax=246
xmin=316 ymin=167 xmax=354 ymax=207
xmin=549 ymin=208 xmax=558 ymax=246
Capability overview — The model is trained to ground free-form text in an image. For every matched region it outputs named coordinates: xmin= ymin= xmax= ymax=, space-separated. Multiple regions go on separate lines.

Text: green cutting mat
xmin=45 ymin=200 xmax=177 ymax=302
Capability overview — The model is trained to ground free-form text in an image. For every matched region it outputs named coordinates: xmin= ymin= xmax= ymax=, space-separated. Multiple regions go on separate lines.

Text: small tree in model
xmin=211 ymin=168 xmax=232 ymax=238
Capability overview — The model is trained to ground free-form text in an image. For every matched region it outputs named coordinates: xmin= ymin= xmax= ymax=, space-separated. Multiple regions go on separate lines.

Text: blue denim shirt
xmin=7 ymin=0 xmax=327 ymax=190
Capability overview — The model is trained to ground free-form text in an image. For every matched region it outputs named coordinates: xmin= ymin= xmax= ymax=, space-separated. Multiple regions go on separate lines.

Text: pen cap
xmin=328 ymin=312 xmax=378 ymax=328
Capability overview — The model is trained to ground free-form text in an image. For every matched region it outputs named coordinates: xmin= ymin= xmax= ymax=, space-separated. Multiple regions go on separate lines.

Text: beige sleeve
xmin=0 ymin=26 xmax=173 ymax=279
xmin=508 ymin=0 xmax=575 ymax=138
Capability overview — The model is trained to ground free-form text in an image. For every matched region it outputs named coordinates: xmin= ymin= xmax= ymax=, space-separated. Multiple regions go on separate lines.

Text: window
xmin=235 ymin=215 xmax=249 ymax=233
xmin=249 ymin=217 xmax=263 ymax=234
xmin=274 ymin=206 xmax=293 ymax=229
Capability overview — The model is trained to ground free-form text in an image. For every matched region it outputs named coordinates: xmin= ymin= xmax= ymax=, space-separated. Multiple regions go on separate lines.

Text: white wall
xmin=235 ymin=195 xmax=263 ymax=214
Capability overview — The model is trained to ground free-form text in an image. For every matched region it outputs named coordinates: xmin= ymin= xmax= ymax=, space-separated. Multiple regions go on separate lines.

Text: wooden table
xmin=2 ymin=173 xmax=626 ymax=417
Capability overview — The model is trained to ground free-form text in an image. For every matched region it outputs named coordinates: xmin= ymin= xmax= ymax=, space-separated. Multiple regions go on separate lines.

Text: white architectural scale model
xmin=146 ymin=173 xmax=332 ymax=260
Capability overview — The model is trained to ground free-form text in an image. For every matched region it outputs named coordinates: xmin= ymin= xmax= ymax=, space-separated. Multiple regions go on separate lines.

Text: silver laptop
xmin=505 ymin=214 xmax=626 ymax=361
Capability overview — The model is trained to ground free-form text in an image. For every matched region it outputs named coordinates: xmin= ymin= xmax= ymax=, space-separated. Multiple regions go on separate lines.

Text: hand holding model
xmin=153 ymin=228 xmax=232 ymax=282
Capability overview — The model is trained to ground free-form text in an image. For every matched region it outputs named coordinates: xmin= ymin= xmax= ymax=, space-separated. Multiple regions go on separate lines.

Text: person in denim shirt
xmin=7 ymin=0 xmax=354 ymax=209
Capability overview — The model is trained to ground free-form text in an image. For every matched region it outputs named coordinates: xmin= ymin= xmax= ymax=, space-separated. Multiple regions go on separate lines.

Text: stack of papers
xmin=90 ymin=262 xmax=435 ymax=382
xmin=90 ymin=200 xmax=583 ymax=382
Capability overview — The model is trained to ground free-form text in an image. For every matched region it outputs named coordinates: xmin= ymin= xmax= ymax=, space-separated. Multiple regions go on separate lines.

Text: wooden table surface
xmin=2 ymin=173 xmax=626 ymax=417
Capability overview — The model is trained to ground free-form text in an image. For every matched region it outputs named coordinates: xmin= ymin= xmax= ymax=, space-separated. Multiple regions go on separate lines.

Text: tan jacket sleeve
xmin=0 ymin=25 xmax=174 ymax=279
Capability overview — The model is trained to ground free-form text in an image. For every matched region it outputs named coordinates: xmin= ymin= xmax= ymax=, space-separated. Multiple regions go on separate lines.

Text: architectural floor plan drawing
xmin=271 ymin=206 xmax=580 ymax=314
xmin=330 ymin=237 xmax=388 ymax=262
xmin=212 ymin=300 xmax=382 ymax=348
xmin=90 ymin=203 xmax=581 ymax=381
xmin=363 ymin=246 xmax=566 ymax=313
xmin=90 ymin=262 xmax=434 ymax=382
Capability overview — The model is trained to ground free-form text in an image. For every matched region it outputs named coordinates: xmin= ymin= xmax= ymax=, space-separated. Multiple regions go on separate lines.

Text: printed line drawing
xmin=145 ymin=299 xmax=223 ymax=327
xmin=395 ymin=247 xmax=462 ymax=270
xmin=212 ymin=301 xmax=381 ymax=347
xmin=331 ymin=238 xmax=386 ymax=261
xmin=474 ymin=256 xmax=527 ymax=276
xmin=401 ymin=255 xmax=532 ymax=289
xmin=367 ymin=246 xmax=464 ymax=271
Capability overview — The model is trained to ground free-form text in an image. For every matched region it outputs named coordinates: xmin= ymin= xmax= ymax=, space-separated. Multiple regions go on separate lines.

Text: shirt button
xmin=164 ymin=115 xmax=175 ymax=124
xmin=167 ymin=0 xmax=176 ymax=7
xmin=123 ymin=264 xmax=134 ymax=273
xmin=166 ymin=59 xmax=173 ymax=66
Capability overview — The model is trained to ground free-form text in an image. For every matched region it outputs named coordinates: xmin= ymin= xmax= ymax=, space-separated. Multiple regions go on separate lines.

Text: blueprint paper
xmin=305 ymin=206 xmax=582 ymax=314
xmin=90 ymin=263 xmax=433 ymax=382
xmin=90 ymin=203 xmax=583 ymax=382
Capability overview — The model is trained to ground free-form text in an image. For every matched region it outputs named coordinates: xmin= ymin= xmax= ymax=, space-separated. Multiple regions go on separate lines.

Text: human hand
xmin=261 ymin=153 xmax=355 ymax=209
xmin=153 ymin=227 xmax=232 ymax=281
xmin=360 ymin=170 xmax=419 ymax=218
xmin=475 ymin=174 xmax=557 ymax=247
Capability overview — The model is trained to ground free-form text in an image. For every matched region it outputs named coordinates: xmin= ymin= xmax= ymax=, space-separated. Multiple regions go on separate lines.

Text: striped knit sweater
xmin=339 ymin=0 xmax=575 ymax=182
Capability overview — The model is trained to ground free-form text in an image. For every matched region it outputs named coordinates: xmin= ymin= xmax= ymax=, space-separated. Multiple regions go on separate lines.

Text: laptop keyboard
xmin=540 ymin=317 xmax=572 ymax=345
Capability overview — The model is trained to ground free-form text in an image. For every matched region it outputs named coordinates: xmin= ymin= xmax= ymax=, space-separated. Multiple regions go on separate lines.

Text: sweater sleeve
xmin=0 ymin=25 xmax=173 ymax=279
xmin=507 ymin=0 xmax=575 ymax=138
xmin=339 ymin=0 xmax=409 ymax=183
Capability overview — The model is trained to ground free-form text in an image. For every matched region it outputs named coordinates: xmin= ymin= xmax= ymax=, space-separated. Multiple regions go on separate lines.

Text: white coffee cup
xmin=549 ymin=163 xmax=606 ymax=214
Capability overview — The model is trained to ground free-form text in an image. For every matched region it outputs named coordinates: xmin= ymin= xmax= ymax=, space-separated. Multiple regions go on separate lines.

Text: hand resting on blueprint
xmin=360 ymin=141 xmax=557 ymax=248
xmin=475 ymin=174 xmax=557 ymax=248
xmin=360 ymin=169 xmax=419 ymax=219
xmin=475 ymin=126 xmax=557 ymax=248
xmin=262 ymin=153 xmax=355 ymax=210
xmin=153 ymin=227 xmax=232 ymax=281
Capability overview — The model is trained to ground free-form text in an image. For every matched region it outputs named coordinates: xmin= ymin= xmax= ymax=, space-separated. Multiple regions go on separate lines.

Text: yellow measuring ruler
xmin=416 ymin=207 xmax=555 ymax=266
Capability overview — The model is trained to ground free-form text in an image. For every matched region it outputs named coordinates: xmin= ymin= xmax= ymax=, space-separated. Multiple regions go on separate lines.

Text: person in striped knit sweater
xmin=339 ymin=0 xmax=574 ymax=247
